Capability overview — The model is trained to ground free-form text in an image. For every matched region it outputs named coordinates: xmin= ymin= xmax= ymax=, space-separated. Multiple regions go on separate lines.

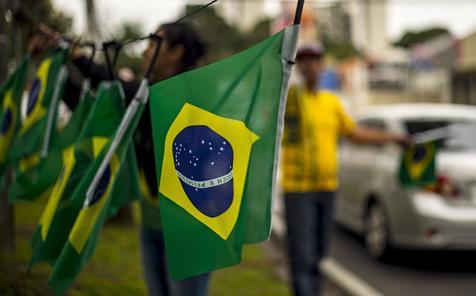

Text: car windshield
xmin=405 ymin=120 xmax=476 ymax=151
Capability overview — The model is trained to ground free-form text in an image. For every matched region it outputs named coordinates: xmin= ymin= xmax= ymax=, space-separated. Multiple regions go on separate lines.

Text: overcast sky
xmin=51 ymin=0 xmax=476 ymax=41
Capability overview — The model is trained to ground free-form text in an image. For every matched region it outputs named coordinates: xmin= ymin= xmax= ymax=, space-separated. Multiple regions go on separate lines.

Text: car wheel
xmin=365 ymin=202 xmax=392 ymax=261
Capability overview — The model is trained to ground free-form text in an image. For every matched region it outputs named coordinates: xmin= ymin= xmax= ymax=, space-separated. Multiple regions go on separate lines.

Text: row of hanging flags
xmin=0 ymin=2 xmax=444 ymax=294
xmin=1 ymin=46 xmax=142 ymax=294
xmin=0 ymin=10 xmax=303 ymax=294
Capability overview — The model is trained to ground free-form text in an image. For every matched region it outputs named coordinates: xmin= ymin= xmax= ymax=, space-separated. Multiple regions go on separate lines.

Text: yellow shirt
xmin=281 ymin=86 xmax=356 ymax=192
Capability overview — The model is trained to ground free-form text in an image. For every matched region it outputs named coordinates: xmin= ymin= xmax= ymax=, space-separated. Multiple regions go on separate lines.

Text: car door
xmin=338 ymin=118 xmax=389 ymax=232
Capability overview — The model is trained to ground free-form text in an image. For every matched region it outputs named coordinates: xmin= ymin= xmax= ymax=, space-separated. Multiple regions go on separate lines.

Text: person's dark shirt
xmin=64 ymin=56 xmax=157 ymax=195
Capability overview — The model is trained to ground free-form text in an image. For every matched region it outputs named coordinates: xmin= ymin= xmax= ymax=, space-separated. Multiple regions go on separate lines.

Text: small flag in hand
xmin=398 ymin=141 xmax=437 ymax=187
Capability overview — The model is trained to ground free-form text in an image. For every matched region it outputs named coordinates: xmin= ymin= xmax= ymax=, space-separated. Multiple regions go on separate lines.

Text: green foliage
xmin=2 ymin=198 xmax=291 ymax=295
xmin=394 ymin=27 xmax=451 ymax=49
xmin=211 ymin=246 xmax=291 ymax=296
xmin=19 ymin=0 xmax=73 ymax=35
xmin=184 ymin=5 xmax=242 ymax=62
xmin=184 ymin=5 xmax=271 ymax=63
xmin=320 ymin=29 xmax=359 ymax=61
xmin=242 ymin=19 xmax=273 ymax=49
xmin=9 ymin=0 xmax=72 ymax=59
xmin=323 ymin=41 xmax=360 ymax=61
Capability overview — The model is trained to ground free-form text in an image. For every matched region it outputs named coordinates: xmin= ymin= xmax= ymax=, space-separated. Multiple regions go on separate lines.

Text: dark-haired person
xmin=63 ymin=23 xmax=209 ymax=296
xmin=281 ymin=43 xmax=409 ymax=296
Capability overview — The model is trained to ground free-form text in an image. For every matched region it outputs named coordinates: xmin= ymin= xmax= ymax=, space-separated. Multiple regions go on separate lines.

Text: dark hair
xmin=158 ymin=23 xmax=206 ymax=71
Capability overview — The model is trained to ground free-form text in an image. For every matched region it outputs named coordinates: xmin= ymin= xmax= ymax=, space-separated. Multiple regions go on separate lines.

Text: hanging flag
xmin=8 ymin=48 xmax=68 ymax=161
xmin=0 ymin=56 xmax=29 ymax=171
xmin=8 ymin=150 xmax=62 ymax=202
xmin=149 ymin=25 xmax=299 ymax=279
xmin=8 ymin=80 xmax=95 ymax=202
xmin=399 ymin=141 xmax=438 ymax=187
xmin=47 ymin=80 xmax=147 ymax=295
xmin=52 ymin=79 xmax=95 ymax=151
xmin=29 ymin=81 xmax=127 ymax=267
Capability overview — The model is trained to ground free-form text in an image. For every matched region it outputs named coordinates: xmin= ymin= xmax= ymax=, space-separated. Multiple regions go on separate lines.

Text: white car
xmin=336 ymin=104 xmax=476 ymax=260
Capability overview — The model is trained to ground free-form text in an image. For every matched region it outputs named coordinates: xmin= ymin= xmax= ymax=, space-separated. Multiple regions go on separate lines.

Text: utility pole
xmin=0 ymin=0 xmax=9 ymax=81
xmin=85 ymin=0 xmax=101 ymax=42
xmin=0 ymin=0 xmax=15 ymax=251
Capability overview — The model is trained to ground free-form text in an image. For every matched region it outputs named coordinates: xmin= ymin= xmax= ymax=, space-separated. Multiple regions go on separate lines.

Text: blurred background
xmin=4 ymin=0 xmax=476 ymax=107
xmin=2 ymin=0 xmax=476 ymax=295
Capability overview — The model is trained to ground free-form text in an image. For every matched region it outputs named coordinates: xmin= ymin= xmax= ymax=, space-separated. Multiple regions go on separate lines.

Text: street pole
xmin=85 ymin=0 xmax=101 ymax=42
xmin=0 ymin=0 xmax=15 ymax=252
xmin=0 ymin=0 xmax=9 ymax=81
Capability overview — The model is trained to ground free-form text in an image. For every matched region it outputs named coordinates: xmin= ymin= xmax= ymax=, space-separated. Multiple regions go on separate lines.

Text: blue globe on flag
xmin=413 ymin=145 xmax=427 ymax=162
xmin=27 ymin=78 xmax=42 ymax=116
xmin=88 ymin=165 xmax=111 ymax=207
xmin=1 ymin=108 xmax=13 ymax=135
xmin=173 ymin=125 xmax=234 ymax=217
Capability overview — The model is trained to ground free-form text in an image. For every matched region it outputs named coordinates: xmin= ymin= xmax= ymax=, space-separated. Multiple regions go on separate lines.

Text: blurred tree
xmin=14 ymin=0 xmax=72 ymax=35
xmin=319 ymin=3 xmax=359 ymax=61
xmin=10 ymin=0 xmax=72 ymax=60
xmin=184 ymin=5 xmax=273 ymax=63
xmin=85 ymin=0 xmax=101 ymax=42
xmin=241 ymin=18 xmax=272 ymax=50
xmin=394 ymin=27 xmax=451 ymax=49
xmin=0 ymin=0 xmax=71 ymax=251
xmin=184 ymin=5 xmax=242 ymax=62
xmin=322 ymin=39 xmax=360 ymax=61
xmin=0 ymin=1 xmax=10 ymax=81
xmin=0 ymin=0 xmax=14 ymax=252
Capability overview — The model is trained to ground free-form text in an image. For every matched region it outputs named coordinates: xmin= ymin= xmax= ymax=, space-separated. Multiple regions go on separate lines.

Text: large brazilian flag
xmin=398 ymin=141 xmax=437 ymax=187
xmin=8 ymin=80 xmax=95 ymax=202
xmin=46 ymin=81 xmax=146 ymax=295
xmin=29 ymin=81 xmax=138 ymax=270
xmin=0 ymin=56 xmax=29 ymax=171
xmin=8 ymin=48 xmax=68 ymax=162
xmin=150 ymin=25 xmax=299 ymax=279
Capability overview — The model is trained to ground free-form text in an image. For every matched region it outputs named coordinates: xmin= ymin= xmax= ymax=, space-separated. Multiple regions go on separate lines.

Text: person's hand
xmin=27 ymin=34 xmax=48 ymax=55
xmin=27 ymin=23 xmax=61 ymax=55
xmin=393 ymin=134 xmax=413 ymax=148
xmin=70 ymin=40 xmax=84 ymax=60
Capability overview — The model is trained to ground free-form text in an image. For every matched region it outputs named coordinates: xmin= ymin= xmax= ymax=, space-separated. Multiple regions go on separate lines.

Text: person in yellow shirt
xmin=282 ymin=43 xmax=408 ymax=296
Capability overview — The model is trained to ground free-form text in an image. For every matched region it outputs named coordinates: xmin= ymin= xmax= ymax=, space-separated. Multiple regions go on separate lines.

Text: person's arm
xmin=335 ymin=98 xmax=410 ymax=146
xmin=349 ymin=126 xmax=410 ymax=146
xmin=72 ymin=47 xmax=140 ymax=104
xmin=73 ymin=55 xmax=112 ymax=88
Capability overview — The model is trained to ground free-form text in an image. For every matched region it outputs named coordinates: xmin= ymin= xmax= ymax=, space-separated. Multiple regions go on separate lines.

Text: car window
xmin=358 ymin=118 xmax=387 ymax=131
xmin=405 ymin=120 xmax=476 ymax=151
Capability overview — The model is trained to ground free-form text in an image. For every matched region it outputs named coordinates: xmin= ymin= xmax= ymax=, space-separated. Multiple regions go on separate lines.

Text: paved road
xmin=330 ymin=225 xmax=476 ymax=296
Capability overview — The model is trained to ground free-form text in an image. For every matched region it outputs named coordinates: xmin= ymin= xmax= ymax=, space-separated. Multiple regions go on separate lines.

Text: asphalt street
xmin=330 ymin=225 xmax=476 ymax=296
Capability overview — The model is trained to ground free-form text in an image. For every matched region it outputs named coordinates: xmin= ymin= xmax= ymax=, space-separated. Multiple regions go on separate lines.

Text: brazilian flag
xmin=47 ymin=82 xmax=145 ymax=295
xmin=150 ymin=25 xmax=299 ymax=279
xmin=29 ymin=81 xmax=130 ymax=268
xmin=399 ymin=141 xmax=437 ymax=187
xmin=8 ymin=48 xmax=68 ymax=162
xmin=8 ymin=150 xmax=62 ymax=202
xmin=0 ymin=56 xmax=29 ymax=171
xmin=52 ymin=79 xmax=95 ymax=151
xmin=8 ymin=80 xmax=95 ymax=202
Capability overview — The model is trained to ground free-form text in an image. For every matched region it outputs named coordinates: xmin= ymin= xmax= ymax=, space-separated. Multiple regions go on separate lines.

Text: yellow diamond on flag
xmin=19 ymin=58 xmax=52 ymax=135
xmin=0 ymin=90 xmax=19 ymax=163
xmin=69 ymin=138 xmax=120 ymax=254
xmin=159 ymin=103 xmax=259 ymax=240
xmin=40 ymin=145 xmax=77 ymax=241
